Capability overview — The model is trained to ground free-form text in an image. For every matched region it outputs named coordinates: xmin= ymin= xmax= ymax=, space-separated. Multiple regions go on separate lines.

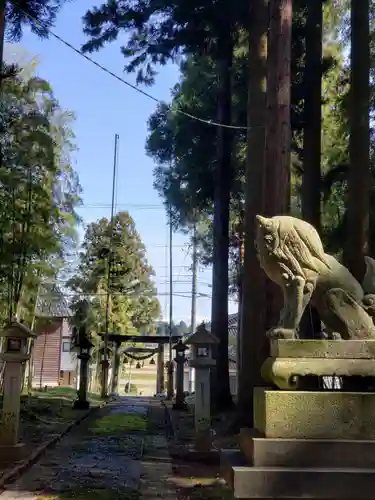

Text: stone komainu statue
xmin=255 ymin=214 xmax=375 ymax=340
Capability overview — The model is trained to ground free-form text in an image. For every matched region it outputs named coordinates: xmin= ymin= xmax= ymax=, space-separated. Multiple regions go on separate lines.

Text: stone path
xmin=0 ymin=397 xmax=176 ymax=500
xmin=140 ymin=400 xmax=176 ymax=500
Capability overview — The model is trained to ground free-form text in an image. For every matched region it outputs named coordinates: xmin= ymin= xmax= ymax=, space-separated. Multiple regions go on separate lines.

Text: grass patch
xmin=88 ymin=413 xmax=147 ymax=435
xmin=36 ymin=487 xmax=140 ymax=500
xmin=38 ymin=386 xmax=102 ymax=402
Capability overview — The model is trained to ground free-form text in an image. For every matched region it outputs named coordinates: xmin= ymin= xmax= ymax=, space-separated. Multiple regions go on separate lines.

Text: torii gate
xmin=98 ymin=333 xmax=182 ymax=395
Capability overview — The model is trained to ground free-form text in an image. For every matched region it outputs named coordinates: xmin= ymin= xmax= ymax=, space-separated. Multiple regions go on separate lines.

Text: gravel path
xmin=0 ymin=397 xmax=175 ymax=500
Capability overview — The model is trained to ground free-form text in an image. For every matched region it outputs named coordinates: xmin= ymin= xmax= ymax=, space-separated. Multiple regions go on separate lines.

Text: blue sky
xmin=5 ymin=0 xmax=238 ymax=324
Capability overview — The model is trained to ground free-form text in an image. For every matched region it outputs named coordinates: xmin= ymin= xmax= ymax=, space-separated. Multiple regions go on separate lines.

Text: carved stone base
xmin=254 ymin=388 xmax=375 ymax=439
xmin=270 ymin=339 xmax=375 ymax=358
xmin=263 ymin=339 xmax=375 ymax=389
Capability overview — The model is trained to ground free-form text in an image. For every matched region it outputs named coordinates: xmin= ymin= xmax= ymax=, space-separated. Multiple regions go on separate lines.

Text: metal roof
xmin=205 ymin=312 xmax=238 ymax=362
xmin=35 ymin=283 xmax=71 ymax=318
xmin=205 ymin=312 xmax=238 ymax=337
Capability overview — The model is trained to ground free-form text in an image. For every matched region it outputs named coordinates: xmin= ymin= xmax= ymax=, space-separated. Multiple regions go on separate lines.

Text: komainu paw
xmin=266 ymin=327 xmax=296 ymax=340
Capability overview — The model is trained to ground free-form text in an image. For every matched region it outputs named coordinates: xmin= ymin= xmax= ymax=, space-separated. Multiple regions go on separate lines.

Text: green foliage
xmin=156 ymin=319 xmax=191 ymax=336
xmin=4 ymin=0 xmax=69 ymax=44
xmin=0 ymin=63 xmax=81 ymax=325
xmin=39 ymin=386 xmax=102 ymax=402
xmin=147 ymin=54 xmax=246 ymax=228
xmin=68 ymin=211 xmax=161 ymax=342
xmin=82 ymin=0 xmax=248 ymax=84
xmin=145 ymin=49 xmax=247 ymax=286
xmin=145 ymin=1 xmax=358 ymax=268
xmin=314 ymin=2 xmax=375 ymax=255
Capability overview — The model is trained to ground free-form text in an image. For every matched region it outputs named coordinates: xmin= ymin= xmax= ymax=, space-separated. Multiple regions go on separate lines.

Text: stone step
xmin=240 ymin=430 xmax=375 ymax=468
xmin=220 ymin=449 xmax=247 ymax=489
xmin=253 ymin=437 xmax=375 ymax=468
xmin=221 ymin=450 xmax=375 ymax=499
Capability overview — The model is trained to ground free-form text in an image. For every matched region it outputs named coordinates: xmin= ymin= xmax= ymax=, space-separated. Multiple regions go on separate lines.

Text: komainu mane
xmin=255 ymin=214 xmax=375 ymax=340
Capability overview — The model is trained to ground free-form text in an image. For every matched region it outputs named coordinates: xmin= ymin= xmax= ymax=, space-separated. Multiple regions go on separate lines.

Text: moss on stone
xmin=254 ymin=388 xmax=375 ymax=439
xmin=270 ymin=339 xmax=375 ymax=359
xmin=88 ymin=413 xmax=147 ymax=435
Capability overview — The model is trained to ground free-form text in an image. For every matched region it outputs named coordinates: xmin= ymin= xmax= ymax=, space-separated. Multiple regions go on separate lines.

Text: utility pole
xmin=167 ymin=206 xmax=174 ymax=399
xmin=101 ymin=133 xmax=119 ymax=399
xmin=189 ymin=221 xmax=197 ymax=392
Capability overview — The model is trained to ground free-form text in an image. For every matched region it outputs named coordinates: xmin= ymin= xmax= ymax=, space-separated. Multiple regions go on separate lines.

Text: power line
xmin=64 ymin=246 xmax=187 ymax=254
xmin=175 ymin=248 xmax=191 ymax=283
xmin=148 ymin=245 xmax=186 ymax=248
xmin=37 ymin=291 xmax=239 ymax=302
xmin=79 ymin=204 xmax=164 ymax=210
xmin=38 ymin=291 xmax=207 ymax=298
xmin=153 ymin=265 xmax=191 ymax=269
xmin=14 ymin=1 xmax=255 ymax=131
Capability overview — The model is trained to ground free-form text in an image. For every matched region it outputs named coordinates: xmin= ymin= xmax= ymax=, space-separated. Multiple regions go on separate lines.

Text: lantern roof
xmin=0 ymin=320 xmax=36 ymax=339
xmin=173 ymin=338 xmax=189 ymax=351
xmin=185 ymin=322 xmax=219 ymax=346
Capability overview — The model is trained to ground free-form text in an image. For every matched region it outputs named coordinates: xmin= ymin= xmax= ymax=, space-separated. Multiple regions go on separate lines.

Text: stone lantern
xmin=173 ymin=339 xmax=189 ymax=410
xmin=0 ymin=320 xmax=36 ymax=459
xmin=185 ymin=322 xmax=219 ymax=448
xmin=73 ymin=326 xmax=94 ymax=410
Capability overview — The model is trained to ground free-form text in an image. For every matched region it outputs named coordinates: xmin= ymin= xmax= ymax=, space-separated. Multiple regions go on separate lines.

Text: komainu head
xmin=255 ymin=215 xmax=331 ymax=281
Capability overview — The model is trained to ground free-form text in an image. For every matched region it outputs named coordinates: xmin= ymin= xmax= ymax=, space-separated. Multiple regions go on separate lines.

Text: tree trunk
xmin=342 ymin=0 xmax=370 ymax=393
xmin=344 ymin=0 xmax=370 ymax=282
xmin=237 ymin=0 xmax=268 ymax=427
xmin=264 ymin=0 xmax=292 ymax=217
xmin=211 ymin=25 xmax=234 ymax=411
xmin=39 ymin=332 xmax=47 ymax=389
xmin=263 ymin=0 xmax=292 ymax=333
xmin=301 ymin=0 xmax=323 ymax=233
xmin=26 ymin=338 xmax=35 ymax=392
xmin=299 ymin=0 xmax=323 ymax=348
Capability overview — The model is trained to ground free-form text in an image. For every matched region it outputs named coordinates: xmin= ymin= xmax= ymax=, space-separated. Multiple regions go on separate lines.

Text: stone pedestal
xmin=254 ymin=388 xmax=375 ymax=439
xmin=221 ymin=339 xmax=375 ymax=499
xmin=185 ymin=324 xmax=218 ymax=451
xmin=74 ymin=353 xmax=90 ymax=410
xmin=156 ymin=345 xmax=164 ymax=394
xmin=0 ymin=360 xmax=23 ymax=446
xmin=174 ymin=360 xmax=185 ymax=408
xmin=0 ymin=322 xmax=35 ymax=463
xmin=166 ymin=361 xmax=174 ymax=400
xmin=110 ymin=340 xmax=121 ymax=396
xmin=194 ymin=367 xmax=212 ymax=447
xmin=100 ymin=359 xmax=109 ymax=399
xmin=173 ymin=340 xmax=188 ymax=410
